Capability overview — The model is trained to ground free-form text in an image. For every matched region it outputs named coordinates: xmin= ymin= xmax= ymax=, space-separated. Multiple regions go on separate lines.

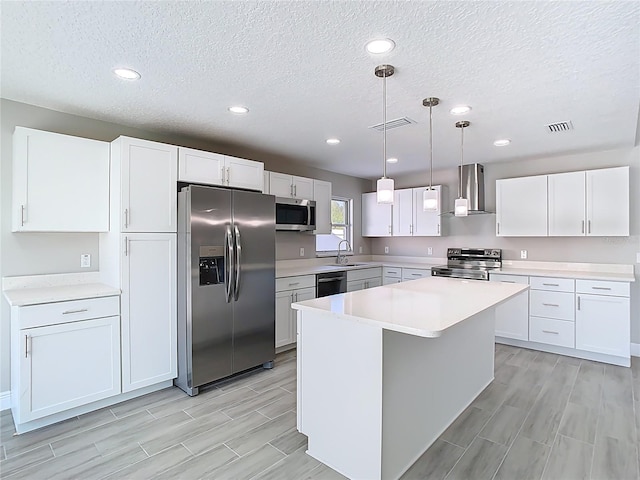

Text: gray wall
xmin=0 ymin=99 xmax=372 ymax=393
xmin=370 ymin=147 xmax=640 ymax=341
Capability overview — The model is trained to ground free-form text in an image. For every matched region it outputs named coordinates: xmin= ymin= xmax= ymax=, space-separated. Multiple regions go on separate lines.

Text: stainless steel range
xmin=431 ymin=248 xmax=502 ymax=281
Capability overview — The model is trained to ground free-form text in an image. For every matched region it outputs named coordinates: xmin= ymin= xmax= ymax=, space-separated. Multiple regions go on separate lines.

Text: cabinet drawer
xmin=347 ymin=267 xmax=382 ymax=282
xmin=575 ymin=280 xmax=629 ymax=297
xmin=383 ymin=267 xmax=401 ymax=278
xmin=490 ymin=274 xmax=528 ymax=284
xmin=401 ymin=268 xmax=431 ymax=281
xmin=276 ymin=275 xmax=315 ymax=292
xmin=19 ymin=296 xmax=120 ymax=329
xmin=529 ymin=317 xmax=575 ymax=348
xmin=529 ymin=276 xmax=574 ymax=292
xmin=530 ymin=290 xmax=574 ymax=321
xmin=383 ymin=277 xmax=402 ymax=285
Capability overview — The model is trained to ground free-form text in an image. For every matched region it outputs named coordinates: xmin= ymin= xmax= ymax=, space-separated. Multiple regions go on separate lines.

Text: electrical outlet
xmin=80 ymin=254 xmax=91 ymax=268
xmin=384 ymin=246 xmax=389 ymax=254
xmin=359 ymin=246 xmax=363 ymax=254
xmin=427 ymin=247 xmax=433 ymax=256
xmin=299 ymin=247 xmax=305 ymax=257
xmin=520 ymin=250 xmax=528 ymax=259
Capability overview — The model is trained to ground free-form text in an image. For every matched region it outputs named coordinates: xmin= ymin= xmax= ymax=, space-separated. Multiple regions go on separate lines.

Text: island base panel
xmin=297 ymin=308 xmax=495 ymax=480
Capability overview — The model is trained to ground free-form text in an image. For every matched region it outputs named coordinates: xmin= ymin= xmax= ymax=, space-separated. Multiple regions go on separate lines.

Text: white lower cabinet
xmin=401 ymin=268 xmax=431 ymax=282
xmin=11 ymin=296 xmax=121 ymax=425
xmin=576 ymin=280 xmax=630 ymax=357
xmin=490 ymin=274 xmax=529 ymax=341
xmin=276 ymin=275 xmax=316 ymax=348
xmin=121 ymin=233 xmax=177 ymax=392
xmin=346 ymin=268 xmax=382 ymax=292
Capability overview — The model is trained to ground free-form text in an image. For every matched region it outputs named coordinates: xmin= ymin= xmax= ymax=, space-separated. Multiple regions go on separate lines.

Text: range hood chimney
xmin=456 ymin=163 xmax=492 ymax=215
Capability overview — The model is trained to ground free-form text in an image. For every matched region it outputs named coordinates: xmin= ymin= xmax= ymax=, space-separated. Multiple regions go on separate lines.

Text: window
xmin=315 ymin=196 xmax=353 ymax=254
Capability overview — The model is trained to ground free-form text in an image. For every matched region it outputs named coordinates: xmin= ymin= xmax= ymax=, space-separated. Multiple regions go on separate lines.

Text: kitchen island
xmin=292 ymin=276 xmax=528 ymax=480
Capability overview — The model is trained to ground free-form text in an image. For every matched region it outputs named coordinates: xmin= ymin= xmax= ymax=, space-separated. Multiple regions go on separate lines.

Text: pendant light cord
xmin=382 ymin=72 xmax=387 ymax=179
xmin=459 ymin=124 xmax=464 ymax=198
xmin=429 ymin=104 xmax=433 ymax=190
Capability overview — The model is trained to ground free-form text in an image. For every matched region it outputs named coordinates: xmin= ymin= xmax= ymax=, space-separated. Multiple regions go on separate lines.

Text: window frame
xmin=315 ymin=196 xmax=354 ymax=256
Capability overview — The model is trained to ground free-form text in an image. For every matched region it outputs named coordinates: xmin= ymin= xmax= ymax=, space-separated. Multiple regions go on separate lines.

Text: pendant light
xmin=454 ymin=120 xmax=470 ymax=217
xmin=375 ymin=64 xmax=395 ymax=204
xmin=422 ymin=97 xmax=439 ymax=211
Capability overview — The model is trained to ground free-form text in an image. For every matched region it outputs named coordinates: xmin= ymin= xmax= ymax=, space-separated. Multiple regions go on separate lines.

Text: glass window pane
xmin=331 ymin=200 xmax=346 ymax=224
xmin=331 ymin=226 xmax=345 ymax=239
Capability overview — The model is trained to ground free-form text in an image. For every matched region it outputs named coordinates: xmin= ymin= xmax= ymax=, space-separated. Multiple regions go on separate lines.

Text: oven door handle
xmin=317 ymin=277 xmax=345 ymax=283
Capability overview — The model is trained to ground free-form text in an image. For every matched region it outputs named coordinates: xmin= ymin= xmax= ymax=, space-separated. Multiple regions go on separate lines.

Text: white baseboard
xmin=1 ymin=391 xmax=10 ymax=411
xmin=631 ymin=343 xmax=640 ymax=357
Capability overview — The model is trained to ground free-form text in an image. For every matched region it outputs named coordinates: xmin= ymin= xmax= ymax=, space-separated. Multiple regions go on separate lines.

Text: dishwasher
xmin=316 ymin=271 xmax=347 ymax=297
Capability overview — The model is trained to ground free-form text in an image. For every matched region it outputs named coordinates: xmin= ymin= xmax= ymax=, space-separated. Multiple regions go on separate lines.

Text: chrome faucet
xmin=336 ymin=239 xmax=351 ymax=265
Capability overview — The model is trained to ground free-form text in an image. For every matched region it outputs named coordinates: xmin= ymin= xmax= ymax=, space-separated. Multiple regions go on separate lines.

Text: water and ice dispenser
xmin=199 ymin=246 xmax=225 ymax=286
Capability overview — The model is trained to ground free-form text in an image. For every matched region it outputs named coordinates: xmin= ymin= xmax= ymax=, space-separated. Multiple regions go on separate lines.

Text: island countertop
xmin=292 ymin=276 xmax=528 ymax=338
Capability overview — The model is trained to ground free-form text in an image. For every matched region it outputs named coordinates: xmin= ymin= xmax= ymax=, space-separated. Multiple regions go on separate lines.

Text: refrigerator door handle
xmin=233 ymin=225 xmax=242 ymax=301
xmin=225 ymin=225 xmax=234 ymax=303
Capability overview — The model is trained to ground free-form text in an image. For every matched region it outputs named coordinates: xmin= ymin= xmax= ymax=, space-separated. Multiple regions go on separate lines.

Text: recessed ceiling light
xmin=326 ymin=138 xmax=341 ymax=145
xmin=450 ymin=105 xmax=471 ymax=115
xmin=386 ymin=157 xmax=398 ymax=163
xmin=113 ymin=68 xmax=141 ymax=80
xmin=493 ymin=139 xmax=511 ymax=147
xmin=228 ymin=106 xmax=249 ymax=114
xmin=365 ymin=38 xmax=395 ymax=54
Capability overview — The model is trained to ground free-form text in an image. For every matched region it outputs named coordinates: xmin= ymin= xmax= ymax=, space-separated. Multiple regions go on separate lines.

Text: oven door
xmin=316 ymin=272 xmax=347 ymax=297
xmin=276 ymin=197 xmax=316 ymax=231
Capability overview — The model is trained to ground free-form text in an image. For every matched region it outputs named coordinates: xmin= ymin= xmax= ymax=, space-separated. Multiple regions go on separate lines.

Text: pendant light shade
xmin=377 ymin=177 xmax=395 ymax=203
xmin=454 ymin=120 xmax=470 ymax=217
xmin=375 ymin=64 xmax=395 ymax=205
xmin=422 ymin=97 xmax=440 ymax=211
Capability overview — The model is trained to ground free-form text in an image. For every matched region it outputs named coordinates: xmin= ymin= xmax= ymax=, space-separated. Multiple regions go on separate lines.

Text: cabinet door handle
xmin=124 ymin=236 xmax=129 ymax=256
xmin=124 ymin=209 xmax=129 ymax=228
xmin=581 ymin=220 xmax=585 ymax=234
xmin=62 ymin=308 xmax=88 ymax=315
xmin=226 ymin=167 xmax=230 ymax=185
xmin=411 ymin=273 xmax=422 ymax=276
xmin=542 ymin=330 xmax=559 ymax=335
xmin=388 ymin=225 xmax=392 ymax=235
xmin=501 ymin=281 xmax=516 ymax=283
xmin=577 ymin=296 xmax=581 ymax=310
xmin=542 ymin=283 xmax=559 ymax=287
xmin=25 ymin=335 xmax=29 ymax=358
xmin=294 ymin=184 xmax=297 ymax=197
xmin=437 ymin=224 xmax=440 ymax=234
xmin=591 ymin=286 xmax=611 ymax=291
xmin=588 ymin=220 xmax=591 ymax=234
xmin=497 ymin=222 xmax=500 ymax=235
xmin=20 ymin=204 xmax=25 ymax=226
xmin=542 ymin=303 xmax=559 ymax=307
xmin=288 ymin=282 xmax=300 ymax=286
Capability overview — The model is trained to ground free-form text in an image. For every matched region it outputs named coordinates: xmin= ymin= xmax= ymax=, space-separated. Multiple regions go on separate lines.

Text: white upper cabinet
xmin=269 ymin=172 xmax=314 ymax=199
xmin=362 ymin=192 xmax=392 ymax=237
xmin=413 ymin=186 xmax=445 ymax=236
xmin=313 ymin=179 xmax=332 ymax=234
xmin=496 ymin=175 xmax=548 ymax=236
xmin=390 ymin=187 xmax=444 ymax=237
xmin=586 ymin=166 xmax=629 ymax=236
xmin=114 ymin=136 xmax=178 ymax=233
xmin=12 ymin=127 xmax=109 ymax=232
xmin=548 ymin=171 xmax=586 ymax=236
xmin=178 ymin=147 xmax=263 ymax=192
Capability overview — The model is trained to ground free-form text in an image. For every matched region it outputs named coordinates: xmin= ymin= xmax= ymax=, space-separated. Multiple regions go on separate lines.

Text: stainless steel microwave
xmin=275 ymin=197 xmax=316 ymax=232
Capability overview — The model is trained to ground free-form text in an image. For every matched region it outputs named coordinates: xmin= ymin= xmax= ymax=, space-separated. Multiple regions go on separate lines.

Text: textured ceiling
xmin=2 ymin=1 xmax=639 ymax=179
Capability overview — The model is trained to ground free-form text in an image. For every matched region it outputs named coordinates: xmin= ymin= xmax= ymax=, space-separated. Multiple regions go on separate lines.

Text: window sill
xmin=316 ymin=251 xmax=353 ymax=258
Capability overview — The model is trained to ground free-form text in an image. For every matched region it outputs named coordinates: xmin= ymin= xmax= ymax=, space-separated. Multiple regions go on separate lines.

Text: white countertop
xmin=493 ymin=267 xmax=635 ymax=283
xmin=292 ymin=276 xmax=528 ymax=338
xmin=276 ymin=262 xmax=384 ymax=278
xmin=3 ymin=273 xmax=120 ymax=307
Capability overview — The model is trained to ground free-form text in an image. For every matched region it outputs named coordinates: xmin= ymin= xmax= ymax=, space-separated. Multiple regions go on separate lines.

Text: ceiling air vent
xmin=369 ymin=117 xmax=416 ymax=131
xmin=545 ymin=120 xmax=574 ymax=133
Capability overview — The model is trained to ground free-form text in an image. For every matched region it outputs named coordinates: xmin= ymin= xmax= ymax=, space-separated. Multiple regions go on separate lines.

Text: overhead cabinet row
xmin=495 ymin=166 xmax=629 ymax=237
xmin=362 ymin=185 xmax=447 ymax=237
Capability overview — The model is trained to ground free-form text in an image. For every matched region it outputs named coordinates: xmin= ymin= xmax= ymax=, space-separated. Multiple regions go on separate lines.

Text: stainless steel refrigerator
xmin=176 ymin=185 xmax=275 ymax=396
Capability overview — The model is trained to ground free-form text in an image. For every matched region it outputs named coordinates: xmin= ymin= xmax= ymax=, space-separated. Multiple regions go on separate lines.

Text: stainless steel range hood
xmin=448 ymin=163 xmax=493 ymax=215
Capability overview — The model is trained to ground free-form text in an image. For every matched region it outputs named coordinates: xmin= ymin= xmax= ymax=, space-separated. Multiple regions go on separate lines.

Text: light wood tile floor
xmin=1 ymin=345 xmax=639 ymax=479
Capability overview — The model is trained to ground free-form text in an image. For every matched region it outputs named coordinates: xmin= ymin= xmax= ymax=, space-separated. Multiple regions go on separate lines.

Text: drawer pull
xmin=288 ymin=282 xmax=300 ymax=286
xmin=591 ymin=286 xmax=611 ymax=291
xmin=542 ymin=283 xmax=559 ymax=287
xmin=411 ymin=273 xmax=422 ymax=276
xmin=542 ymin=330 xmax=559 ymax=335
xmin=21 ymin=205 xmax=25 ymax=226
xmin=542 ymin=303 xmax=559 ymax=307
xmin=501 ymin=281 xmax=515 ymax=283
xmin=577 ymin=296 xmax=581 ymax=310
xmin=62 ymin=308 xmax=88 ymax=315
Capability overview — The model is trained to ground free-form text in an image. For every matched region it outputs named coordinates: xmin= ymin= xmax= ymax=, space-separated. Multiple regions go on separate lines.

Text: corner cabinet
xmin=313 ymin=179 xmax=332 ymax=234
xmin=496 ymin=175 xmax=548 ymax=236
xmin=11 ymin=297 xmax=121 ymax=425
xmin=178 ymin=147 xmax=264 ymax=192
xmin=12 ymin=127 xmax=109 ymax=232
xmin=362 ymin=192 xmax=392 ymax=237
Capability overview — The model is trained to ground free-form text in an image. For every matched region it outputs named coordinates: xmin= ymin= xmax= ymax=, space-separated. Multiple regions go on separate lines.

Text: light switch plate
xmin=299 ymin=247 xmax=305 ymax=257
xmin=81 ymin=254 xmax=91 ymax=268
xmin=359 ymin=246 xmax=363 ymax=254
xmin=520 ymin=250 xmax=528 ymax=259
xmin=427 ymin=247 xmax=433 ymax=256
xmin=384 ymin=246 xmax=389 ymax=254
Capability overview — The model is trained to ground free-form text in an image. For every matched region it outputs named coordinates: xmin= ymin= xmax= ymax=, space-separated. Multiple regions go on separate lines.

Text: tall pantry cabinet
xmin=100 ymin=137 xmax=178 ymax=393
